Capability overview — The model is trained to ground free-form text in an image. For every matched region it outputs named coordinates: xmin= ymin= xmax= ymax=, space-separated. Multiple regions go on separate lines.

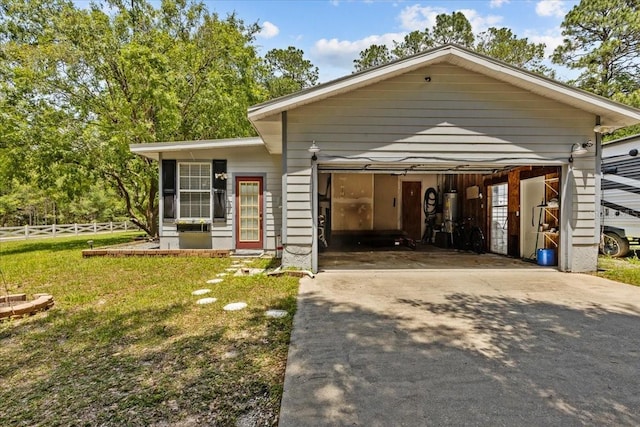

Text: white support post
xmin=311 ymin=160 xmax=318 ymax=274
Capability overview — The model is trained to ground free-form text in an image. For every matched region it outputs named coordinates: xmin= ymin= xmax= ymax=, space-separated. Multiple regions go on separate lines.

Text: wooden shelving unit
xmin=537 ymin=177 xmax=560 ymax=249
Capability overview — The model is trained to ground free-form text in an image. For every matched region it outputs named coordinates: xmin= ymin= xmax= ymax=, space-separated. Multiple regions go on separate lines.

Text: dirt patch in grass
xmin=0 ymin=234 xmax=299 ymax=425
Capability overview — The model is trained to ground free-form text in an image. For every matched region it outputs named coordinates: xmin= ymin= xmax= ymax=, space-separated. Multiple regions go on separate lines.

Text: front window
xmin=178 ymin=163 xmax=211 ymax=219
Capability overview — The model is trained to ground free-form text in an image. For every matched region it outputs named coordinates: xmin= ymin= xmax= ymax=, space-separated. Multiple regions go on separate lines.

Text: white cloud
xmin=310 ymin=5 xmax=506 ymax=82
xmin=535 ymin=0 xmax=566 ymax=18
xmin=398 ymin=5 xmax=447 ymax=31
xmin=459 ymin=9 xmax=503 ymax=33
xmin=524 ymin=29 xmax=565 ymax=57
xmin=258 ymin=21 xmax=279 ymax=39
xmin=312 ymin=32 xmax=405 ymax=70
xmin=397 ymin=5 xmax=502 ymax=33
xmin=490 ymin=0 xmax=510 ymax=8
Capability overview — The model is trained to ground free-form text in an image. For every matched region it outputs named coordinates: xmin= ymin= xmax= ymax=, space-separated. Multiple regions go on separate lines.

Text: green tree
xmin=391 ymin=30 xmax=433 ymax=58
xmin=432 ymin=11 xmax=474 ymax=47
xmin=261 ymin=46 xmax=319 ymax=98
xmin=0 ymin=0 xmax=265 ymax=236
xmin=353 ymin=44 xmax=392 ymax=72
xmin=353 ymin=12 xmax=550 ymax=76
xmin=476 ymin=27 xmax=555 ymax=77
xmin=353 ymin=11 xmax=476 ymax=72
xmin=552 ymin=0 xmax=640 ymax=97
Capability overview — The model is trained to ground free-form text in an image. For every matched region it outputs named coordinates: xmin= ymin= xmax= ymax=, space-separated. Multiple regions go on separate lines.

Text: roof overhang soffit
xmin=129 ymin=137 xmax=266 ymax=160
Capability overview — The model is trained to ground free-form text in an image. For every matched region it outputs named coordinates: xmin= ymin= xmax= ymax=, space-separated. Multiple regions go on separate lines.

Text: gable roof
xmin=248 ymin=44 xmax=640 ymax=153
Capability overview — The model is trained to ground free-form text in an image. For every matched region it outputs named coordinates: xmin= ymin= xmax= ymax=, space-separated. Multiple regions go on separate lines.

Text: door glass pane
xmin=239 ymin=181 xmax=260 ymax=242
xmin=491 ymin=184 xmax=508 ymax=255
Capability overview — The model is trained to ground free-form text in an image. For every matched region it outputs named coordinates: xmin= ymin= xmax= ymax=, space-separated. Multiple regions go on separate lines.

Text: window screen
xmin=178 ymin=163 xmax=211 ymax=219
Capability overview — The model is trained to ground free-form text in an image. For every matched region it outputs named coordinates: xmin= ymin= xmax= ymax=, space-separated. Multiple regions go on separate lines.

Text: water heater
xmin=443 ymin=192 xmax=458 ymax=233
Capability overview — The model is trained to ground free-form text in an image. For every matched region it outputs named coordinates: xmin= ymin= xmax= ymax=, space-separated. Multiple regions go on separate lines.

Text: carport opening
xmin=316 ymin=165 xmax=561 ymax=269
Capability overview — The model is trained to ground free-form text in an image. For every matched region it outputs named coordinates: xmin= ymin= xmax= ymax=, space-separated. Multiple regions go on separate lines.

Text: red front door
xmin=235 ymin=177 xmax=263 ymax=249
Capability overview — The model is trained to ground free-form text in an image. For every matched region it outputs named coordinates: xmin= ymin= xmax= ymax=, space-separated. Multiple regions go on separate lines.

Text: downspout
xmin=281 ymin=111 xmax=288 ymax=248
xmin=594 ymin=116 xmax=603 ymax=248
xmin=158 ymin=152 xmax=163 ymax=240
xmin=560 ymin=163 xmax=572 ymax=272
xmin=311 ymin=158 xmax=318 ymax=273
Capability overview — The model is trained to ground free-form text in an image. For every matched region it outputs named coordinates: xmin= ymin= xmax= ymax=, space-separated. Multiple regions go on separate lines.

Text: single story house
xmin=130 ymin=44 xmax=640 ymax=273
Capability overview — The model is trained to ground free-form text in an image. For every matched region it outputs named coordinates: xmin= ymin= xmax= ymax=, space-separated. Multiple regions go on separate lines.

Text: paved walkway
xmin=279 ymin=268 xmax=640 ymax=426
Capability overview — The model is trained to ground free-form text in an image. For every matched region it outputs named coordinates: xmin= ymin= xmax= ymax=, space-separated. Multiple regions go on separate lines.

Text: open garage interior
xmin=316 ymin=165 xmax=561 ymax=270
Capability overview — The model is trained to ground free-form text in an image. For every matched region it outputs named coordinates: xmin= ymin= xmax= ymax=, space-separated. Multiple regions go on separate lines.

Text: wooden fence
xmin=0 ymin=221 xmax=140 ymax=241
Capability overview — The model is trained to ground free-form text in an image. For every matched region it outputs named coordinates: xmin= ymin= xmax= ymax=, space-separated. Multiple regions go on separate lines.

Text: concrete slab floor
xmin=279 ymin=269 xmax=640 ymax=426
xmin=319 ymin=245 xmax=545 ymax=270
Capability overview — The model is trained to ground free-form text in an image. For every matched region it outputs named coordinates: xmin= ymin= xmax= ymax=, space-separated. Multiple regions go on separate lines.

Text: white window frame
xmin=177 ymin=162 xmax=212 ymax=221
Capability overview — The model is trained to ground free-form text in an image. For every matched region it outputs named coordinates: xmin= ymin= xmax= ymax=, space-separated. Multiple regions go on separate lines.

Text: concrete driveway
xmin=279 ymin=268 xmax=640 ymax=426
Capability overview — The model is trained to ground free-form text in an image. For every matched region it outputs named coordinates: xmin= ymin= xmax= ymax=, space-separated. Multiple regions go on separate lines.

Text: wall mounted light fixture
xmin=569 ymin=140 xmax=593 ymax=163
xmin=308 ymin=140 xmax=320 ymax=161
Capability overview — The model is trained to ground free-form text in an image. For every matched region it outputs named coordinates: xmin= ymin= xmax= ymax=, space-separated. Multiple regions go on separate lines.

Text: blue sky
xmin=206 ymin=0 xmax=580 ymax=82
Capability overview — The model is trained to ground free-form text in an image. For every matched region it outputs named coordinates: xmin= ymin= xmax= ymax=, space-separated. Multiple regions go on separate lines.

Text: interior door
xmin=520 ymin=176 xmax=545 ymax=260
xmin=490 ymin=183 xmax=509 ymax=255
xmin=402 ymin=181 xmax=422 ymax=240
xmin=235 ymin=176 xmax=263 ymax=249
xmin=374 ymin=174 xmax=398 ymax=230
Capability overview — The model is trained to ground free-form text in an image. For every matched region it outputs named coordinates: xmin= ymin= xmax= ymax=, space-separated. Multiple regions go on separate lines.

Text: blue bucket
xmin=537 ymin=248 xmax=556 ymax=266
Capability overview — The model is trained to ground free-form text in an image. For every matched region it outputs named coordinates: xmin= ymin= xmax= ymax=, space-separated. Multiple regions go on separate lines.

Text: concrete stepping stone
xmin=206 ymin=278 xmax=223 ymax=284
xmin=191 ymin=289 xmax=211 ymax=296
xmin=196 ymin=297 xmax=217 ymax=305
xmin=265 ymin=309 xmax=288 ymax=318
xmin=233 ymin=268 xmax=265 ymax=277
xmin=223 ymin=302 xmax=247 ymax=311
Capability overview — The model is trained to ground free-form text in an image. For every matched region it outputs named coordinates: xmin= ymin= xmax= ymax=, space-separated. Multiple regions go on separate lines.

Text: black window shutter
xmin=162 ymin=160 xmax=176 ymax=194
xmin=213 ymin=160 xmax=227 ymax=190
xmin=162 ymin=160 xmax=177 ymax=219
xmin=212 ymin=160 xmax=227 ymax=219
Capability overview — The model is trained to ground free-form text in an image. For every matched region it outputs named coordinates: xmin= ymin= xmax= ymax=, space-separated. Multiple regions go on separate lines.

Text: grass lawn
xmin=0 ymin=234 xmax=299 ymax=426
xmin=597 ymin=255 xmax=640 ymax=287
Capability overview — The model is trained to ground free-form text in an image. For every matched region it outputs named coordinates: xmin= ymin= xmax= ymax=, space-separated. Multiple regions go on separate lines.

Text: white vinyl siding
xmin=287 ymin=65 xmax=594 ymax=164
xmin=569 ymin=164 xmax=598 ymax=245
xmin=283 ymin=63 xmax=599 ymax=263
xmin=160 ymin=146 xmax=282 ymax=250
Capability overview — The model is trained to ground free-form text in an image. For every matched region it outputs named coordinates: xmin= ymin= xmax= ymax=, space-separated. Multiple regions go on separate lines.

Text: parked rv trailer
xmin=601 ymin=134 xmax=640 ymax=257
